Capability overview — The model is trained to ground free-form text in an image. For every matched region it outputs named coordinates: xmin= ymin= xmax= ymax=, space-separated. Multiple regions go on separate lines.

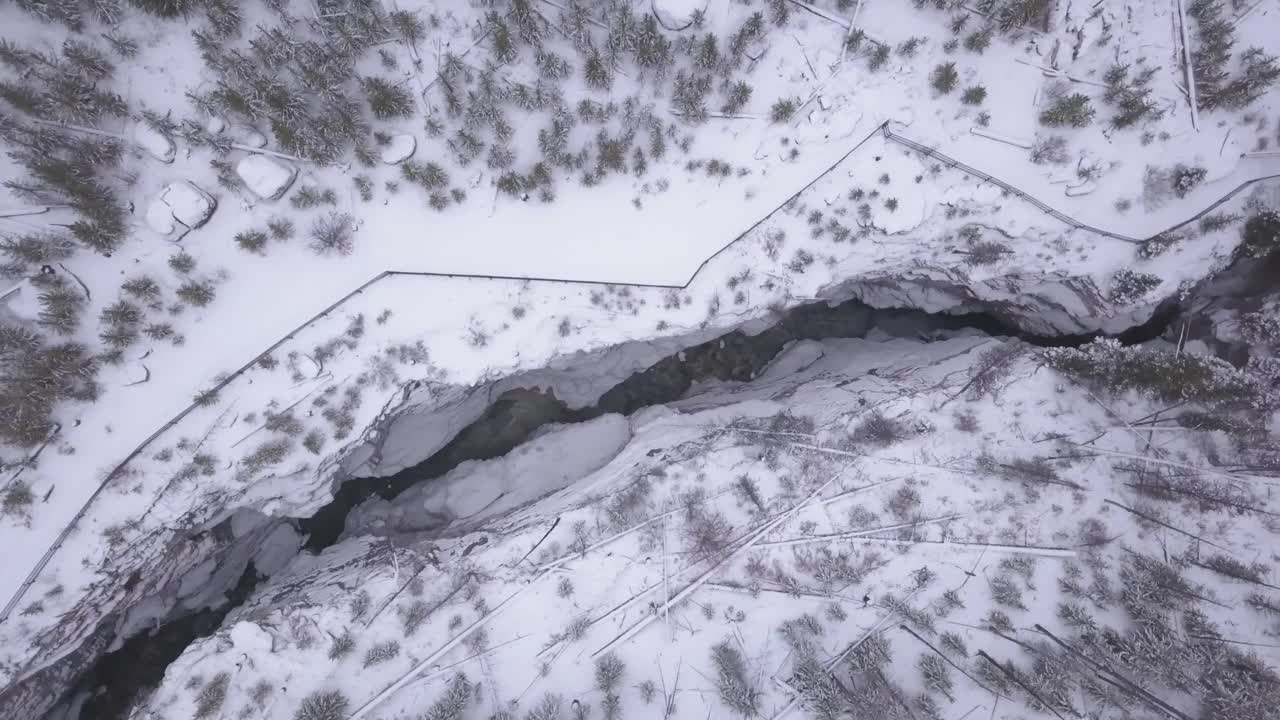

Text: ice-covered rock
xmin=236 ymin=154 xmax=298 ymax=200
xmin=133 ymin=122 xmax=176 ymax=163
xmin=380 ymin=134 xmax=417 ymax=164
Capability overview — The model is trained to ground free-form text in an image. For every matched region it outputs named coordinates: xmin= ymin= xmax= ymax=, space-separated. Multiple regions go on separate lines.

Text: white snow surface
xmin=2 ymin=0 xmax=1280 ymax=706
xmin=133 ymin=335 xmax=1280 ymax=720
xmin=132 ymin=122 xmax=175 ymax=163
xmin=380 ymin=134 xmax=417 ymax=165
xmin=160 ymin=181 xmax=216 ymax=229
xmin=236 ymin=154 xmax=297 ymax=199
xmin=347 ymin=413 xmax=631 ymax=539
xmin=652 ymin=0 xmax=706 ymax=27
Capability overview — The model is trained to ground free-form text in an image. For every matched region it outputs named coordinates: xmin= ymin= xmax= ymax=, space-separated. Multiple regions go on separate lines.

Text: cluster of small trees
xmin=1044 ymin=338 xmax=1271 ymax=415
xmin=1102 ymin=63 xmax=1163 ymax=128
xmin=186 ymin=0 xmax=424 ymax=162
xmin=0 ymin=321 xmax=98 ymax=446
xmin=1 ymin=39 xmax=131 ymax=255
xmin=1039 ymin=88 xmax=1095 ymax=128
xmin=1188 ymin=0 xmax=1280 ymax=111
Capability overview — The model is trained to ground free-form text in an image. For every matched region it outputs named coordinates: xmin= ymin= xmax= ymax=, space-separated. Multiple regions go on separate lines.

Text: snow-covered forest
xmin=1 ymin=0 xmax=1280 ymax=719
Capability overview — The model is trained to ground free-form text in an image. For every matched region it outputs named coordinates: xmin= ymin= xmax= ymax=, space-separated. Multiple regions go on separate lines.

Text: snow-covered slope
xmin=128 ymin=333 xmax=1280 ymax=720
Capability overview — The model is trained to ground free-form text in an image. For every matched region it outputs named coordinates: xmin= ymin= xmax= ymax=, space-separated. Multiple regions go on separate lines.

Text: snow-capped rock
xmin=236 ymin=154 xmax=298 ymax=200
xmin=147 ymin=181 xmax=216 ymax=235
xmin=162 ymin=181 xmax=217 ymax=229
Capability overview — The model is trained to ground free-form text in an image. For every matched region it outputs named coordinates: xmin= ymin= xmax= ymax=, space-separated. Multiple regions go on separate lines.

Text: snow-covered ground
xmin=132 ymin=334 xmax=1280 ymax=720
xmin=2 ymin=0 xmax=1280 ymax=716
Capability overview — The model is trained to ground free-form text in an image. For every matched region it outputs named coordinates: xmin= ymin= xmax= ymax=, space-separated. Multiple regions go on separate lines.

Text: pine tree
xmin=961 ymin=85 xmax=987 ymax=105
xmin=362 ymin=76 xmax=414 ymax=120
xmin=584 ymin=44 xmax=613 ymax=90
xmin=1104 ymin=64 xmax=1163 ymax=128
xmin=1039 ymin=92 xmax=1094 ymax=127
xmin=35 ymin=275 xmax=84 ymax=335
xmin=930 ymin=62 xmax=959 ymax=94
xmin=0 ymin=231 xmax=76 ymax=276
xmin=390 ymin=9 xmax=426 ymax=45
xmin=127 ymin=0 xmax=198 ymax=17
xmin=711 ymin=640 xmax=760 ymax=716
xmin=721 ymin=81 xmax=753 ymax=114
xmin=16 ymin=0 xmax=84 ymax=29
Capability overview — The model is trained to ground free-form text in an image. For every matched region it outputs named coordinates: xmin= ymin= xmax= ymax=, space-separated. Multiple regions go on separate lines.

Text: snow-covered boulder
xmin=380 ymin=134 xmax=417 ymax=164
xmin=236 ymin=154 xmax=298 ymax=200
xmin=161 ymin=181 xmax=217 ymax=229
xmin=205 ymin=116 xmax=226 ymax=134
xmin=144 ymin=198 xmax=177 ymax=234
xmin=230 ymin=124 xmax=267 ymax=148
xmin=652 ymin=0 xmax=705 ymax=28
xmin=133 ymin=122 xmax=176 ymax=163
xmin=147 ymin=181 xmax=215 ymax=235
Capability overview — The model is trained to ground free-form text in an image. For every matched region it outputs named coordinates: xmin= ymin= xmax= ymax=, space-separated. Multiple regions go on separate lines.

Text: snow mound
xmin=380 ymin=134 xmax=417 ymax=164
xmin=133 ymin=122 xmax=175 ymax=163
xmin=147 ymin=182 xmax=215 ymax=234
xmin=160 ymin=181 xmax=217 ymax=229
xmin=236 ymin=154 xmax=298 ymax=200
xmin=144 ymin=198 xmax=177 ymax=235
xmin=652 ymin=0 xmax=704 ymax=28
xmin=230 ymin=123 xmax=267 ymax=148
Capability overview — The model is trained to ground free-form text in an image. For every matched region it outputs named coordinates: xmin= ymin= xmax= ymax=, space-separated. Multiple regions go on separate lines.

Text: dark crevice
xmin=55 ymin=565 xmax=262 ymax=720
xmin=297 ymin=295 xmax=1180 ymax=550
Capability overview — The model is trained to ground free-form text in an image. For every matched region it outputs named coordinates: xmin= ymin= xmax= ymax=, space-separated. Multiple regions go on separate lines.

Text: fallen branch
xmin=828 ymin=535 xmax=1077 ymax=558
xmin=536 ymin=488 xmax=733 ymax=571
xmin=348 ymin=581 xmax=538 ymax=720
xmin=1103 ymin=499 xmax=1227 ymax=550
xmin=1032 ymin=624 xmax=1194 ymax=720
xmin=975 ymin=650 xmax=1069 ymax=720
xmin=1074 ymin=442 xmax=1276 ymax=486
xmin=591 ymin=474 xmax=839 ymax=657
xmin=768 ymin=611 xmax=899 ymax=720
xmin=1122 ymin=482 xmax=1279 ymax=518
xmin=1189 ymin=560 xmax=1280 ymax=591
xmin=898 ymin=624 xmax=1007 ymax=699
xmin=756 ymin=514 xmax=964 ymax=549
xmin=516 ymin=517 xmax=560 ymax=567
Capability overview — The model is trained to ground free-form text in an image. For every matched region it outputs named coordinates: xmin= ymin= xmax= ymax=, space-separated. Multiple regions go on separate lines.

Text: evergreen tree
xmin=33 ymin=274 xmax=84 ymax=336
xmin=390 ymin=10 xmax=426 ymax=45
xmin=961 ymin=85 xmax=987 ymax=105
xmin=1103 ymin=64 xmax=1163 ymax=128
xmin=721 ymin=81 xmax=752 ymax=114
xmin=1039 ymin=92 xmax=1094 ymax=127
xmin=931 ymin=62 xmax=959 ymax=94
xmin=16 ymin=0 xmax=84 ymax=30
xmin=584 ymin=44 xmax=613 ymax=90
xmin=127 ymin=0 xmax=198 ymax=17
xmin=1240 ymin=209 xmax=1280 ymax=259
xmin=0 ymin=231 xmax=76 ymax=277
